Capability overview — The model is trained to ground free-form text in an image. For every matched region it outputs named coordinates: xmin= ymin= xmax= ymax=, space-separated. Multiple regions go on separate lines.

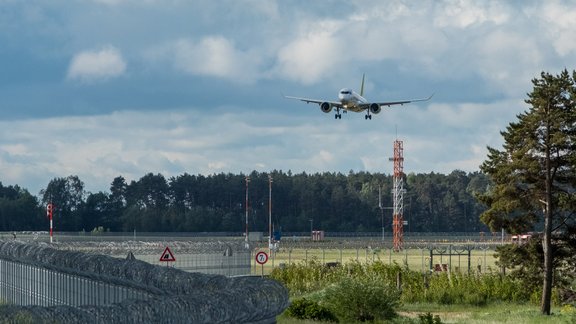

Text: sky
xmin=1 ymin=0 xmax=575 ymax=196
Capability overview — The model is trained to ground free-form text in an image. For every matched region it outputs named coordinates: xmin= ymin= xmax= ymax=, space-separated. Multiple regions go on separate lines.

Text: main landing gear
xmin=334 ymin=108 xmax=342 ymax=119
xmin=365 ymin=113 xmax=372 ymax=120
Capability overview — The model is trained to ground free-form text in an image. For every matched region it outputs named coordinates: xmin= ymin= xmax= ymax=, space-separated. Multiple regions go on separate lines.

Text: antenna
xmin=389 ymin=139 xmax=405 ymax=252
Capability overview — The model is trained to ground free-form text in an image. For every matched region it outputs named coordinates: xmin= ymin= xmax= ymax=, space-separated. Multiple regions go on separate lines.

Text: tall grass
xmin=269 ymin=258 xmax=535 ymax=306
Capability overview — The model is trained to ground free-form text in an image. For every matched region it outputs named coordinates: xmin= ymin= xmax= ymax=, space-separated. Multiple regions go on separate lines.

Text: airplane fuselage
xmin=337 ymin=88 xmax=367 ymax=113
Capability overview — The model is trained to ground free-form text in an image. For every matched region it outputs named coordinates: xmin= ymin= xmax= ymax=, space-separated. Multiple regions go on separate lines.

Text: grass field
xmin=260 ymin=242 xmax=576 ymax=323
xmin=277 ymin=303 xmax=576 ymax=323
xmin=250 ymin=245 xmax=499 ymax=275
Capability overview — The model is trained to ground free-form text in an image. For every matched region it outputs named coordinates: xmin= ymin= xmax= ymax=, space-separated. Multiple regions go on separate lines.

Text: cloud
xmin=538 ymin=2 xmax=576 ymax=57
xmin=275 ymin=20 xmax=345 ymax=84
xmin=433 ymin=0 xmax=510 ymax=28
xmin=149 ymin=36 xmax=262 ymax=84
xmin=67 ymin=46 xmax=126 ymax=82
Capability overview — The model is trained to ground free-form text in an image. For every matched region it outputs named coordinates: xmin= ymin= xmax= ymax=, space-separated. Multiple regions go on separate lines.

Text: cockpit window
xmin=340 ymin=91 xmax=351 ymax=94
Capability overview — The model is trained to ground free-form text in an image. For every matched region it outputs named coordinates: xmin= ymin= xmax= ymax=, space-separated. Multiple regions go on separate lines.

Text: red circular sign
xmin=255 ymin=251 xmax=268 ymax=265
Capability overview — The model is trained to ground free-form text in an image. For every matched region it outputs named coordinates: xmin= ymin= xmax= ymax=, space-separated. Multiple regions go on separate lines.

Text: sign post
xmin=255 ymin=251 xmax=268 ymax=276
xmin=159 ymin=246 xmax=176 ymax=267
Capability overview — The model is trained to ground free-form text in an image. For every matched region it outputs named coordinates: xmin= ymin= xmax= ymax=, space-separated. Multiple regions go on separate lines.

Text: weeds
xmin=322 ymin=276 xmax=401 ymax=322
xmin=418 ymin=312 xmax=443 ymax=324
xmin=270 ymin=259 xmax=538 ymax=306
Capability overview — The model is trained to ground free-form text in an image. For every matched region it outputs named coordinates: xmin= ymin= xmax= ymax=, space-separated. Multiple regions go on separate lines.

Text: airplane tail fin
xmin=360 ymin=74 xmax=365 ymax=97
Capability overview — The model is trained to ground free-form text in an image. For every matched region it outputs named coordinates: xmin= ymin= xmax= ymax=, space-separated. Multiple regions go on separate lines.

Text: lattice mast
xmin=391 ymin=140 xmax=405 ymax=252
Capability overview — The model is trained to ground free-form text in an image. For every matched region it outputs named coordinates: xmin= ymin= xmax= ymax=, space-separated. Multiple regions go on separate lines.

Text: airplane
xmin=284 ymin=75 xmax=433 ymax=120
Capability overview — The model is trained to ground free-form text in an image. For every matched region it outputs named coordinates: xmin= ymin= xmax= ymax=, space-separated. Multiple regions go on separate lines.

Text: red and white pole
xmin=46 ymin=203 xmax=53 ymax=243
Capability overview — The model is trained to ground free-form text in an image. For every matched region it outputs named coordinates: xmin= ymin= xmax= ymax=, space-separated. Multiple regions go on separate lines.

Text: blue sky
xmin=1 ymin=0 xmax=575 ymax=195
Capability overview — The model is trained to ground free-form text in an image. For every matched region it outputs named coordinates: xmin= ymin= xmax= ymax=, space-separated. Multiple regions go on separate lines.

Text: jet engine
xmin=320 ymin=102 xmax=332 ymax=113
xmin=369 ymin=103 xmax=381 ymax=114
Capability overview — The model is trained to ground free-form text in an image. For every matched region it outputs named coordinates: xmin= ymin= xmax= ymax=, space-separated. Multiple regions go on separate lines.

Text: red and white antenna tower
xmin=390 ymin=140 xmax=405 ymax=252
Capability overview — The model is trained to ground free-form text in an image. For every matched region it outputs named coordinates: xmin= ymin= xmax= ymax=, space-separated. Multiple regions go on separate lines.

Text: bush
xmin=418 ymin=312 xmax=443 ymax=324
xmin=269 ymin=258 xmax=345 ymax=296
xmin=322 ymin=276 xmax=400 ymax=322
xmin=286 ymin=298 xmax=338 ymax=322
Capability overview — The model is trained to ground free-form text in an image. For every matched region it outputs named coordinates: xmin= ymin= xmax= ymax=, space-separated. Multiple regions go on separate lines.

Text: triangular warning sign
xmin=159 ymin=246 xmax=176 ymax=262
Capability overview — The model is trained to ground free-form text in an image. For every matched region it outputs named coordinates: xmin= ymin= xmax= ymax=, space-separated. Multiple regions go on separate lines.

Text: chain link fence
xmin=250 ymin=241 xmax=499 ymax=274
xmin=53 ymin=240 xmax=252 ymax=276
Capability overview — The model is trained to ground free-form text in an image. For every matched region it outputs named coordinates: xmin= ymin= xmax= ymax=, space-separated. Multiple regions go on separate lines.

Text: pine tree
xmin=479 ymin=70 xmax=576 ymax=315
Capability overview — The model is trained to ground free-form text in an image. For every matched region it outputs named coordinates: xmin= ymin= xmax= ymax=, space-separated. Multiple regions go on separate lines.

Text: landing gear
xmin=334 ymin=113 xmax=342 ymax=119
xmin=365 ymin=114 xmax=372 ymax=120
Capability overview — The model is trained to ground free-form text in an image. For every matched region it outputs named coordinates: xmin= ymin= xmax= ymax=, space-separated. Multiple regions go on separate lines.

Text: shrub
xmin=418 ymin=312 xmax=443 ymax=324
xmin=322 ymin=276 xmax=400 ymax=322
xmin=286 ymin=298 xmax=338 ymax=322
xmin=269 ymin=258 xmax=345 ymax=296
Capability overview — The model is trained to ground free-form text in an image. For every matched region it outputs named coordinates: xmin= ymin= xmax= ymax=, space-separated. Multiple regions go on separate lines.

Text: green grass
xmin=278 ymin=302 xmax=576 ymax=323
xmin=399 ymin=303 xmax=576 ymax=323
xmin=270 ymin=257 xmax=576 ymax=323
xmin=252 ymin=247 xmax=498 ymax=275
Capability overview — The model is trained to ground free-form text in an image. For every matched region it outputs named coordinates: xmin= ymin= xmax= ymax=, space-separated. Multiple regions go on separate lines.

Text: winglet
xmin=360 ymin=73 xmax=365 ymax=97
xmin=413 ymin=93 xmax=435 ymax=103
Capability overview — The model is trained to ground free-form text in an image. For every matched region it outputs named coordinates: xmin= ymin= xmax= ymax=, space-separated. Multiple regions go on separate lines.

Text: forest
xmin=0 ymin=170 xmax=491 ymax=234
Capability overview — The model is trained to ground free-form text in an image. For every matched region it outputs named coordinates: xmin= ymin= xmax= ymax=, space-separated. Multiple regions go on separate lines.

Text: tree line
xmin=0 ymin=170 xmax=491 ymax=234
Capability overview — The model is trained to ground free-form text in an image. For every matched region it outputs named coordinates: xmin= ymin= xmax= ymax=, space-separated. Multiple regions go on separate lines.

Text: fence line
xmin=48 ymin=240 xmax=253 ymax=277
xmin=0 ymin=240 xmax=288 ymax=323
xmin=0 ymin=259 xmax=153 ymax=307
xmin=251 ymin=245 xmax=497 ymax=274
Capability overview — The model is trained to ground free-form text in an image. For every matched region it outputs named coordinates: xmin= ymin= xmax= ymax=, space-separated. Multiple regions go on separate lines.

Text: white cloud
xmin=156 ymin=36 xmax=262 ymax=84
xmin=538 ymin=2 xmax=576 ymax=56
xmin=433 ymin=0 xmax=510 ymax=28
xmin=67 ymin=45 xmax=126 ymax=82
xmin=275 ymin=20 xmax=345 ymax=84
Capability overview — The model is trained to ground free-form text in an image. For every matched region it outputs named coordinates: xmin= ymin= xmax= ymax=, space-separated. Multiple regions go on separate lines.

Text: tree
xmin=104 ymin=176 xmax=127 ymax=231
xmin=478 ymin=70 xmax=576 ymax=315
xmin=0 ymin=183 xmax=41 ymax=231
xmin=127 ymin=173 xmax=169 ymax=231
xmin=41 ymin=176 xmax=86 ymax=231
xmin=83 ymin=192 xmax=108 ymax=232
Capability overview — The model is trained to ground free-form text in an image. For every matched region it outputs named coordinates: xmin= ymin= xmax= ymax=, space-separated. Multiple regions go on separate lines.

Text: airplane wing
xmin=283 ymin=95 xmax=342 ymax=107
xmin=361 ymin=94 xmax=434 ymax=109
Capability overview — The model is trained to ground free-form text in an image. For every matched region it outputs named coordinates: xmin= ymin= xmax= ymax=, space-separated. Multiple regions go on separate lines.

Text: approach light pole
xmin=378 ymin=184 xmax=394 ymax=243
xmin=245 ymin=176 xmax=250 ymax=248
xmin=379 ymin=186 xmax=384 ymax=242
xmin=268 ymin=174 xmax=273 ymax=251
